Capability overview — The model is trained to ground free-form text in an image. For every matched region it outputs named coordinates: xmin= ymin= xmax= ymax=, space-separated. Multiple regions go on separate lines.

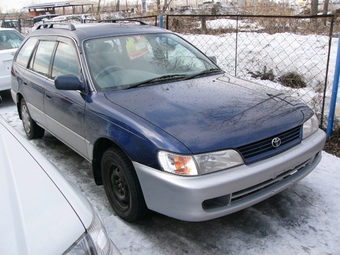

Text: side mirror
xmin=55 ymin=74 xmax=85 ymax=91
xmin=0 ymin=96 xmax=2 ymax=104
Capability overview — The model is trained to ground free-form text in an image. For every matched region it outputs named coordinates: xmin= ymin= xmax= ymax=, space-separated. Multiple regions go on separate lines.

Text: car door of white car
xmin=44 ymin=37 xmax=88 ymax=159
xmin=0 ymin=48 xmax=16 ymax=90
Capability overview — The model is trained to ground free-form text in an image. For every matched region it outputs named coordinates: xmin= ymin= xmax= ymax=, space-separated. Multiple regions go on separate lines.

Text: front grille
xmin=237 ymin=126 xmax=301 ymax=163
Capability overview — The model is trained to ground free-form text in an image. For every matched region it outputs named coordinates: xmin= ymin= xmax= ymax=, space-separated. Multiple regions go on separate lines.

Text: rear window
xmin=0 ymin=30 xmax=24 ymax=50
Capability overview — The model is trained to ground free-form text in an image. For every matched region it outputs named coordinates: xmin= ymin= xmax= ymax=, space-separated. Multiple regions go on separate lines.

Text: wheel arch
xmin=16 ymin=93 xmax=24 ymax=119
xmin=92 ymin=137 xmax=131 ymax=185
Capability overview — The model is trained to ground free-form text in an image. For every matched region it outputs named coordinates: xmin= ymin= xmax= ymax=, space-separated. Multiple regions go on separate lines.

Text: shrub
xmin=278 ymin=72 xmax=306 ymax=88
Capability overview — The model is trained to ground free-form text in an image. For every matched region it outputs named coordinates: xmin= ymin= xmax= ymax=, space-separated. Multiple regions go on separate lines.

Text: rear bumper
xmin=134 ymin=129 xmax=326 ymax=222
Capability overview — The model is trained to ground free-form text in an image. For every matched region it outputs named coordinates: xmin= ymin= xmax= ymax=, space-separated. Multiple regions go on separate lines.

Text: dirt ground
xmin=324 ymin=130 xmax=340 ymax=158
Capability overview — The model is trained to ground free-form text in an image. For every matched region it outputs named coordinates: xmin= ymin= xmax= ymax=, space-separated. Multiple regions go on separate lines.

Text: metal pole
xmin=159 ymin=14 xmax=163 ymax=28
xmin=326 ymin=33 xmax=340 ymax=137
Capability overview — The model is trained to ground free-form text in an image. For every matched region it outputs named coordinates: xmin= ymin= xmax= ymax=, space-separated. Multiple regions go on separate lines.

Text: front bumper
xmin=134 ymin=129 xmax=326 ymax=222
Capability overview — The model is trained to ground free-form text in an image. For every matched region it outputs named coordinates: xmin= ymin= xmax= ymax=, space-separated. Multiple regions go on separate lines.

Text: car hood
xmin=0 ymin=118 xmax=93 ymax=255
xmin=105 ymin=75 xmax=313 ymax=153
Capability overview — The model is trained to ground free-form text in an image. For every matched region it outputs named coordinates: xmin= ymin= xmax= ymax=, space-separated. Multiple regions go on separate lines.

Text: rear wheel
xmin=20 ymin=98 xmax=44 ymax=139
xmin=101 ymin=147 xmax=149 ymax=222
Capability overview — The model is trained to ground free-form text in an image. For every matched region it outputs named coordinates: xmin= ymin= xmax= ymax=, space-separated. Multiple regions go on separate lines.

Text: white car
xmin=0 ymin=109 xmax=120 ymax=255
xmin=0 ymin=28 xmax=24 ymax=91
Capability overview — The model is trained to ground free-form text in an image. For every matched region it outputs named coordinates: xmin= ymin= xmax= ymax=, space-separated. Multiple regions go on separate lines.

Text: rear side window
xmin=52 ymin=42 xmax=80 ymax=79
xmin=16 ymin=38 xmax=38 ymax=67
xmin=31 ymin=41 xmax=56 ymax=77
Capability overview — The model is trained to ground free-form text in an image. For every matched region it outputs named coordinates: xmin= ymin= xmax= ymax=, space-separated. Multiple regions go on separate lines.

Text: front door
xmin=44 ymin=38 xmax=88 ymax=159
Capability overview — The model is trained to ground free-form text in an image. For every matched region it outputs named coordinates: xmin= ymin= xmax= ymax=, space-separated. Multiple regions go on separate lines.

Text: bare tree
xmin=157 ymin=0 xmax=161 ymax=12
xmin=96 ymin=0 xmax=101 ymax=19
xmin=323 ymin=0 xmax=329 ymax=15
xmin=136 ymin=0 xmax=139 ymax=12
xmin=116 ymin=0 xmax=121 ymax=11
xmin=163 ymin=0 xmax=167 ymax=12
xmin=310 ymin=0 xmax=318 ymax=15
xmin=163 ymin=0 xmax=173 ymax=12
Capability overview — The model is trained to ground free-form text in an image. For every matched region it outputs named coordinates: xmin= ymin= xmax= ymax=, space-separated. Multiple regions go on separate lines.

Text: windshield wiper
xmin=127 ymin=74 xmax=187 ymax=89
xmin=184 ymin=68 xmax=223 ymax=80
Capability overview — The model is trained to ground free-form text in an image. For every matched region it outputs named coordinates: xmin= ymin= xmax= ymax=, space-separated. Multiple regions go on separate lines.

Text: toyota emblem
xmin=272 ymin=137 xmax=281 ymax=148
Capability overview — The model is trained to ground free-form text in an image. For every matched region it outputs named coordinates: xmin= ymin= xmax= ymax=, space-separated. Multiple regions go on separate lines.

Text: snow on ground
xmin=1 ymin=28 xmax=340 ymax=254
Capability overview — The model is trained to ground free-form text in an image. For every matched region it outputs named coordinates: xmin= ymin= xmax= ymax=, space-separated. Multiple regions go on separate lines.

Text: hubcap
xmin=109 ymin=165 xmax=129 ymax=210
xmin=21 ymin=104 xmax=32 ymax=135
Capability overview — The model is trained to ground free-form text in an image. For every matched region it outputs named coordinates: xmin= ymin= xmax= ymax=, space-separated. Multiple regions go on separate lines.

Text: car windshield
xmin=84 ymin=33 xmax=222 ymax=91
xmin=0 ymin=30 xmax=24 ymax=50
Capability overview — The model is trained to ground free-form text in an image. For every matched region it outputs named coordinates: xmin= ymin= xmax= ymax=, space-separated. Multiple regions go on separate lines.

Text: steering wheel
xmin=95 ymin=65 xmax=124 ymax=80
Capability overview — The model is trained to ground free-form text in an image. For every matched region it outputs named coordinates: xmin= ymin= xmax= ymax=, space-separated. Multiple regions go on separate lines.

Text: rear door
xmin=0 ymin=48 xmax=17 ymax=90
xmin=13 ymin=38 xmax=55 ymax=128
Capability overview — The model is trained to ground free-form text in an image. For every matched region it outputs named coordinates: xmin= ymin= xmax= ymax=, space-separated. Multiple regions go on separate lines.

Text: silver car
xmin=0 ymin=28 xmax=24 ymax=91
xmin=0 ymin=110 xmax=120 ymax=255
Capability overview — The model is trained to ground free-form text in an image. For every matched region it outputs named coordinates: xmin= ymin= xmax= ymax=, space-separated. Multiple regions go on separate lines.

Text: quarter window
xmin=16 ymin=38 xmax=38 ymax=67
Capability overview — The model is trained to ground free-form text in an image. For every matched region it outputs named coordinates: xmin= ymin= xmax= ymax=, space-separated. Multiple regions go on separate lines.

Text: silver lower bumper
xmin=134 ymin=129 xmax=326 ymax=222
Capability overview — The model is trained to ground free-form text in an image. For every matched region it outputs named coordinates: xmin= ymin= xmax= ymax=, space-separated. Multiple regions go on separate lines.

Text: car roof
xmin=30 ymin=22 xmax=169 ymax=42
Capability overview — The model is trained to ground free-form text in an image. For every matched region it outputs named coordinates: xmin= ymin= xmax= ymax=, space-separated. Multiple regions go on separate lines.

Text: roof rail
xmin=36 ymin=22 xmax=76 ymax=31
xmin=98 ymin=19 xmax=148 ymax=25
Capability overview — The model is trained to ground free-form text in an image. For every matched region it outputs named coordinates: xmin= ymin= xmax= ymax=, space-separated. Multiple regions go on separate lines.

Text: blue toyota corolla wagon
xmin=11 ymin=21 xmax=326 ymax=222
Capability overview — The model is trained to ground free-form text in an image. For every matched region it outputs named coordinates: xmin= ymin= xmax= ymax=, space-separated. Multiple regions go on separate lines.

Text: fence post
xmin=326 ymin=33 xmax=340 ymax=137
xmin=18 ymin=19 xmax=22 ymax=33
xmin=159 ymin=14 xmax=163 ymax=28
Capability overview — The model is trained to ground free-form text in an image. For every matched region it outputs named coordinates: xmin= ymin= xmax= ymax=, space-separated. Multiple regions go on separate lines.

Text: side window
xmin=160 ymin=37 xmax=206 ymax=71
xmin=52 ymin=42 xmax=80 ymax=79
xmin=3 ymin=31 xmax=24 ymax=48
xmin=0 ymin=31 xmax=23 ymax=50
xmin=31 ymin=41 xmax=56 ymax=77
xmin=16 ymin=38 xmax=38 ymax=67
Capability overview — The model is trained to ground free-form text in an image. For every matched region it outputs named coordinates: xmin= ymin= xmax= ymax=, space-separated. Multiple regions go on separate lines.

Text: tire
xmin=101 ymin=147 xmax=149 ymax=222
xmin=20 ymin=98 xmax=45 ymax=139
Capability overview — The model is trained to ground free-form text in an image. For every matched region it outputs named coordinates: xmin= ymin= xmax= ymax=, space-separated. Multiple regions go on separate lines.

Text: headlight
xmin=158 ymin=150 xmax=244 ymax=176
xmin=63 ymin=208 xmax=116 ymax=255
xmin=302 ymin=114 xmax=319 ymax=139
xmin=194 ymin=150 xmax=244 ymax=174
xmin=158 ymin=151 xmax=198 ymax=175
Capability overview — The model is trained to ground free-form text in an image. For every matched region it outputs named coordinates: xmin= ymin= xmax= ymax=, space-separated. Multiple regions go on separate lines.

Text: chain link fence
xmin=1 ymin=11 xmax=339 ymax=135
xmin=166 ymin=14 xmax=335 ymax=130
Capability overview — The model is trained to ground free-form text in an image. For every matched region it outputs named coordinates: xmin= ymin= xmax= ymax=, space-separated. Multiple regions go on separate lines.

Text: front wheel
xmin=20 ymin=99 xmax=44 ymax=139
xmin=101 ymin=147 xmax=149 ymax=222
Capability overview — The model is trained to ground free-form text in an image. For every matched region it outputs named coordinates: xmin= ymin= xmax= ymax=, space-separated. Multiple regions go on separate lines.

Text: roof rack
xmin=98 ymin=19 xmax=148 ymax=25
xmin=36 ymin=22 xmax=76 ymax=31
